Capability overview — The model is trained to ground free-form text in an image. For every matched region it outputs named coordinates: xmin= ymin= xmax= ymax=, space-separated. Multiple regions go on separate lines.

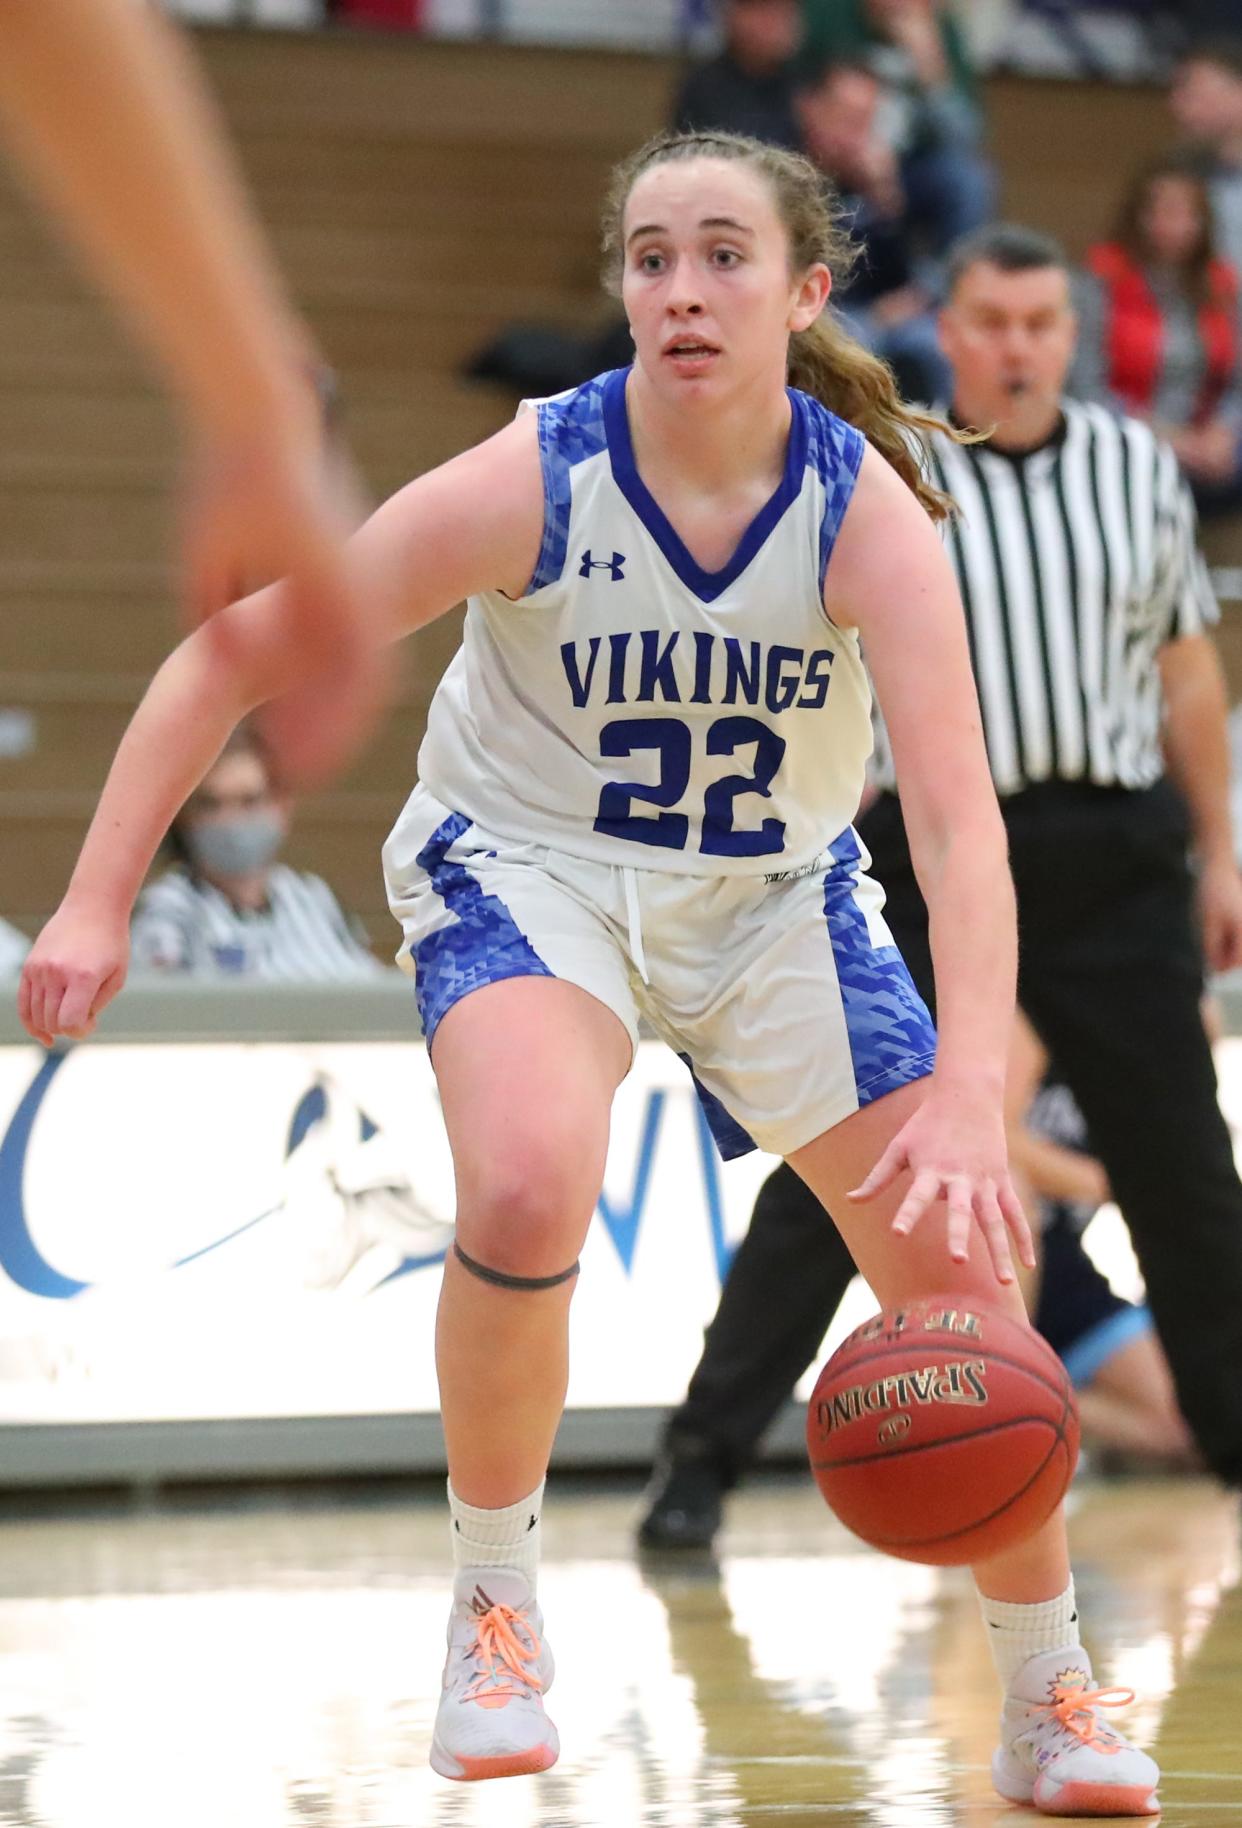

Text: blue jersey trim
xmin=603 ymin=366 xmax=810 ymax=604
xmin=410 ymin=811 xmax=553 ymax=1044
xmin=800 ymin=394 xmax=866 ymax=590
xmin=823 ymin=827 xmax=938 ymax=1105
xmin=526 ymin=374 xmax=613 ymax=594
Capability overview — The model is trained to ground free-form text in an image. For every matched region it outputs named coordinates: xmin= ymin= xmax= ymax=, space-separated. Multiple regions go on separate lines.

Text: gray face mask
xmin=184 ymin=812 xmax=284 ymax=878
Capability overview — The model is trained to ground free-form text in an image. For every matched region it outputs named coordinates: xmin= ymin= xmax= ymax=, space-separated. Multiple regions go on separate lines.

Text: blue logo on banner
xmin=0 ymin=1050 xmax=90 ymax=1298
xmin=0 ymin=1059 xmax=736 ymax=1296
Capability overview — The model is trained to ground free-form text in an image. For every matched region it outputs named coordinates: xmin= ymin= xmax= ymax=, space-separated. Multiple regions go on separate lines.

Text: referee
xmin=641 ymin=223 xmax=1242 ymax=1546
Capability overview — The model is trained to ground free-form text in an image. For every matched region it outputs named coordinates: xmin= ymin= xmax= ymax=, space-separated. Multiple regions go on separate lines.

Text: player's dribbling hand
xmin=847 ymin=1089 xmax=1036 ymax=1284
xmin=17 ymin=903 xmax=129 ymax=1047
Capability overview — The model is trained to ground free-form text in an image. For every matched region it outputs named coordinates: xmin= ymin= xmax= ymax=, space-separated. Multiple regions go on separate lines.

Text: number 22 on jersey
xmin=594 ymin=715 xmax=786 ymax=858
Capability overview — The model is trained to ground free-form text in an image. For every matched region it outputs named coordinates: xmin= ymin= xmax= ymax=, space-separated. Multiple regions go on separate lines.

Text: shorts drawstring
xmin=622 ymin=866 xmax=650 ymax=985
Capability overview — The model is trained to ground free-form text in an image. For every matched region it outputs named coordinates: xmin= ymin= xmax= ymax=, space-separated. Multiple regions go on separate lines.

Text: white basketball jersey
xmin=413 ymin=366 xmax=874 ymax=877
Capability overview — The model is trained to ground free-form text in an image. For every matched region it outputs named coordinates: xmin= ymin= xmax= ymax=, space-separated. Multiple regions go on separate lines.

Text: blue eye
xmin=639 ymin=251 xmax=665 ymax=274
xmin=712 ymin=247 xmax=742 ymax=267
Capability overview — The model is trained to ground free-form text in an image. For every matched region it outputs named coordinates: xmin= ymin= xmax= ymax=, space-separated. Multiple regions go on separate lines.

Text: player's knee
xmin=457 ymin=1150 xmax=594 ymax=1279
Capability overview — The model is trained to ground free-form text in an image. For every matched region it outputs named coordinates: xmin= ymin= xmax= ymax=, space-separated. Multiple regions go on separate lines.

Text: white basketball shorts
xmin=384 ymin=786 xmax=937 ymax=1160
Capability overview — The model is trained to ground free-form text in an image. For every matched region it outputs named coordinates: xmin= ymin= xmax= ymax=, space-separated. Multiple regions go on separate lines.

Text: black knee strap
xmin=453 ymin=1241 xmax=580 ymax=1291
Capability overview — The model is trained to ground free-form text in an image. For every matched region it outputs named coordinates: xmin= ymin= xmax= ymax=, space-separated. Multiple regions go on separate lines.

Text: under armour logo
xmin=579 ymin=549 xmax=626 ymax=581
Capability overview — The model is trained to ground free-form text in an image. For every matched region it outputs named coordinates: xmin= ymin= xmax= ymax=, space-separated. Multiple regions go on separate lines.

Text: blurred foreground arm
xmin=0 ymin=0 xmax=381 ymax=780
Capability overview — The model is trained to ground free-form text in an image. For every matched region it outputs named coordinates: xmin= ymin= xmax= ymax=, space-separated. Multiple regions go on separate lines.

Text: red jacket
xmin=1086 ymin=241 xmax=1238 ymax=424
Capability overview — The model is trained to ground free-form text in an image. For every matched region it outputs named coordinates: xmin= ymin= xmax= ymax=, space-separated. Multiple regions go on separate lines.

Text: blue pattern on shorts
xmin=411 ymin=812 xmax=552 ymax=1045
xmin=677 ymin=1053 xmax=758 ymax=1163
xmin=526 ymin=373 xmax=613 ymax=593
xmin=825 ymin=827 xmax=937 ymax=1104
xmin=798 ymin=391 xmax=866 ymax=588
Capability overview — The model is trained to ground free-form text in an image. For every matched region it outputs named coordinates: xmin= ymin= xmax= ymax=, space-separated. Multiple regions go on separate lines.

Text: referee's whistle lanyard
xmin=622 ymin=866 xmax=650 ymax=985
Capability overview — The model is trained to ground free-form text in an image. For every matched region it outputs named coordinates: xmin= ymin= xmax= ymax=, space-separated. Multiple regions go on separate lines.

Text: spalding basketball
xmin=807 ymin=1296 xmax=1079 ymax=1566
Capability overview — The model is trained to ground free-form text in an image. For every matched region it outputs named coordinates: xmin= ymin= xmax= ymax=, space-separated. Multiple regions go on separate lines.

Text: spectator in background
xmin=0 ymin=919 xmax=30 ymax=978
xmin=1170 ymin=37 xmax=1242 ymax=277
xmin=673 ymin=0 xmax=804 ymax=148
xmin=1074 ymin=154 xmax=1242 ymax=512
xmin=131 ymin=726 xmax=383 ymax=981
xmin=801 ymin=0 xmax=995 ymax=257
xmin=796 ymin=60 xmax=950 ymax=398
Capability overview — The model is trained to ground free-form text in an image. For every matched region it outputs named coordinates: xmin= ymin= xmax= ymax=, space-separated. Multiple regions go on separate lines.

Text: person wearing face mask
xmin=130 ymin=726 xmax=383 ymax=981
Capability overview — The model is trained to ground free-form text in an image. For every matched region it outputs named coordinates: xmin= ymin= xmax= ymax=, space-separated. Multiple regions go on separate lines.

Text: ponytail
xmin=788 ymin=315 xmax=958 ymax=523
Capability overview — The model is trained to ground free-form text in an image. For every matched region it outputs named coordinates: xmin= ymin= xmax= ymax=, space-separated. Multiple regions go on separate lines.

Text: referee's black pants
xmin=665 ymin=779 xmax=1242 ymax=1489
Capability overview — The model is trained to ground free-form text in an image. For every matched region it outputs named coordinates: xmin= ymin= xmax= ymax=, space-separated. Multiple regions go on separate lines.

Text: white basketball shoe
xmin=430 ymin=1569 xmax=558 ymax=1781
xmin=992 ymin=1646 xmax=1160 ymax=1816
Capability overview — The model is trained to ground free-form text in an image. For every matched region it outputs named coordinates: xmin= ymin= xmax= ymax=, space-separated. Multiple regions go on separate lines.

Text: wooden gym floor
xmin=0 ymin=1472 xmax=1235 ymax=1827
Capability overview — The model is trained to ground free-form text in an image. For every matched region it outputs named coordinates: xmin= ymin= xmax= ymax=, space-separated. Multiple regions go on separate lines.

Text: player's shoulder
xmin=788 ymin=386 xmax=867 ymax=489
xmin=520 ymin=368 xmax=619 ymax=470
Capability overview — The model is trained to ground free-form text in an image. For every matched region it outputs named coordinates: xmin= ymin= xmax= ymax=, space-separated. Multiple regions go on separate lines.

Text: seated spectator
xmin=1170 ymin=36 xmax=1242 ymax=277
xmin=801 ymin=0 xmax=995 ymax=256
xmin=131 ymin=726 xmax=383 ymax=980
xmin=1073 ymin=153 xmax=1242 ymax=512
xmin=1006 ymin=1022 xmax=1194 ymax=1472
xmin=673 ymin=0 xmax=804 ymax=149
xmin=796 ymin=59 xmax=951 ymax=399
xmin=0 ymin=917 xmax=30 ymax=978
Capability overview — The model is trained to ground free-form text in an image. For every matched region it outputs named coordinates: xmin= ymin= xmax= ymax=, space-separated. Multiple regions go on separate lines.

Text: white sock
xmin=980 ymin=1579 xmax=1080 ymax=1688
xmin=448 ymin=1479 xmax=544 ymax=1586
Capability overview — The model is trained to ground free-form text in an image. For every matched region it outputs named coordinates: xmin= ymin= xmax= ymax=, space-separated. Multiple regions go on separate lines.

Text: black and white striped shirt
xmin=872 ymin=400 xmax=1219 ymax=796
xmin=131 ymin=864 xmax=385 ymax=982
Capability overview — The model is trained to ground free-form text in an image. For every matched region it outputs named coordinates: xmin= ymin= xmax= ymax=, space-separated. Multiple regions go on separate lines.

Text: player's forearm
xmin=919 ymin=819 xmax=1017 ymax=1095
xmin=0 ymin=0 xmax=314 ymax=446
xmin=62 ymin=630 xmax=276 ymax=920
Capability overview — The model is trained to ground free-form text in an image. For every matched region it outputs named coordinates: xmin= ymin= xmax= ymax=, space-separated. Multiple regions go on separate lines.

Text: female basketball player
xmin=18 ymin=131 xmax=1159 ymax=1814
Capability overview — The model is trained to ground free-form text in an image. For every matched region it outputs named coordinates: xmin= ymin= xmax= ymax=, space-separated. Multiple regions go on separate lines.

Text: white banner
xmin=0 ymin=1039 xmax=791 ymax=1424
xmin=2 ymin=1030 xmax=1224 ymax=1429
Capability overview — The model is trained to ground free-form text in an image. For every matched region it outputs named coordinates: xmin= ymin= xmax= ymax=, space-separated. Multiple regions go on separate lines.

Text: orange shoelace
xmin=463 ymin=1603 xmax=545 ymax=1702
xmin=1040 ymin=1681 xmax=1136 ymax=1750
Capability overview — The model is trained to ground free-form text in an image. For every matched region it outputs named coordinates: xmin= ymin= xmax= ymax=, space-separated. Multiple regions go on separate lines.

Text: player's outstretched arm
xmin=17 ymin=418 xmax=545 ymax=1048
xmin=826 ymin=446 xmax=1032 ymax=1282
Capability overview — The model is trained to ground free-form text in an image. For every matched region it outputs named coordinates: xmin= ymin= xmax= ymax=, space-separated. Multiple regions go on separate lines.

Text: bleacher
xmin=2 ymin=28 xmax=1239 ymax=949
